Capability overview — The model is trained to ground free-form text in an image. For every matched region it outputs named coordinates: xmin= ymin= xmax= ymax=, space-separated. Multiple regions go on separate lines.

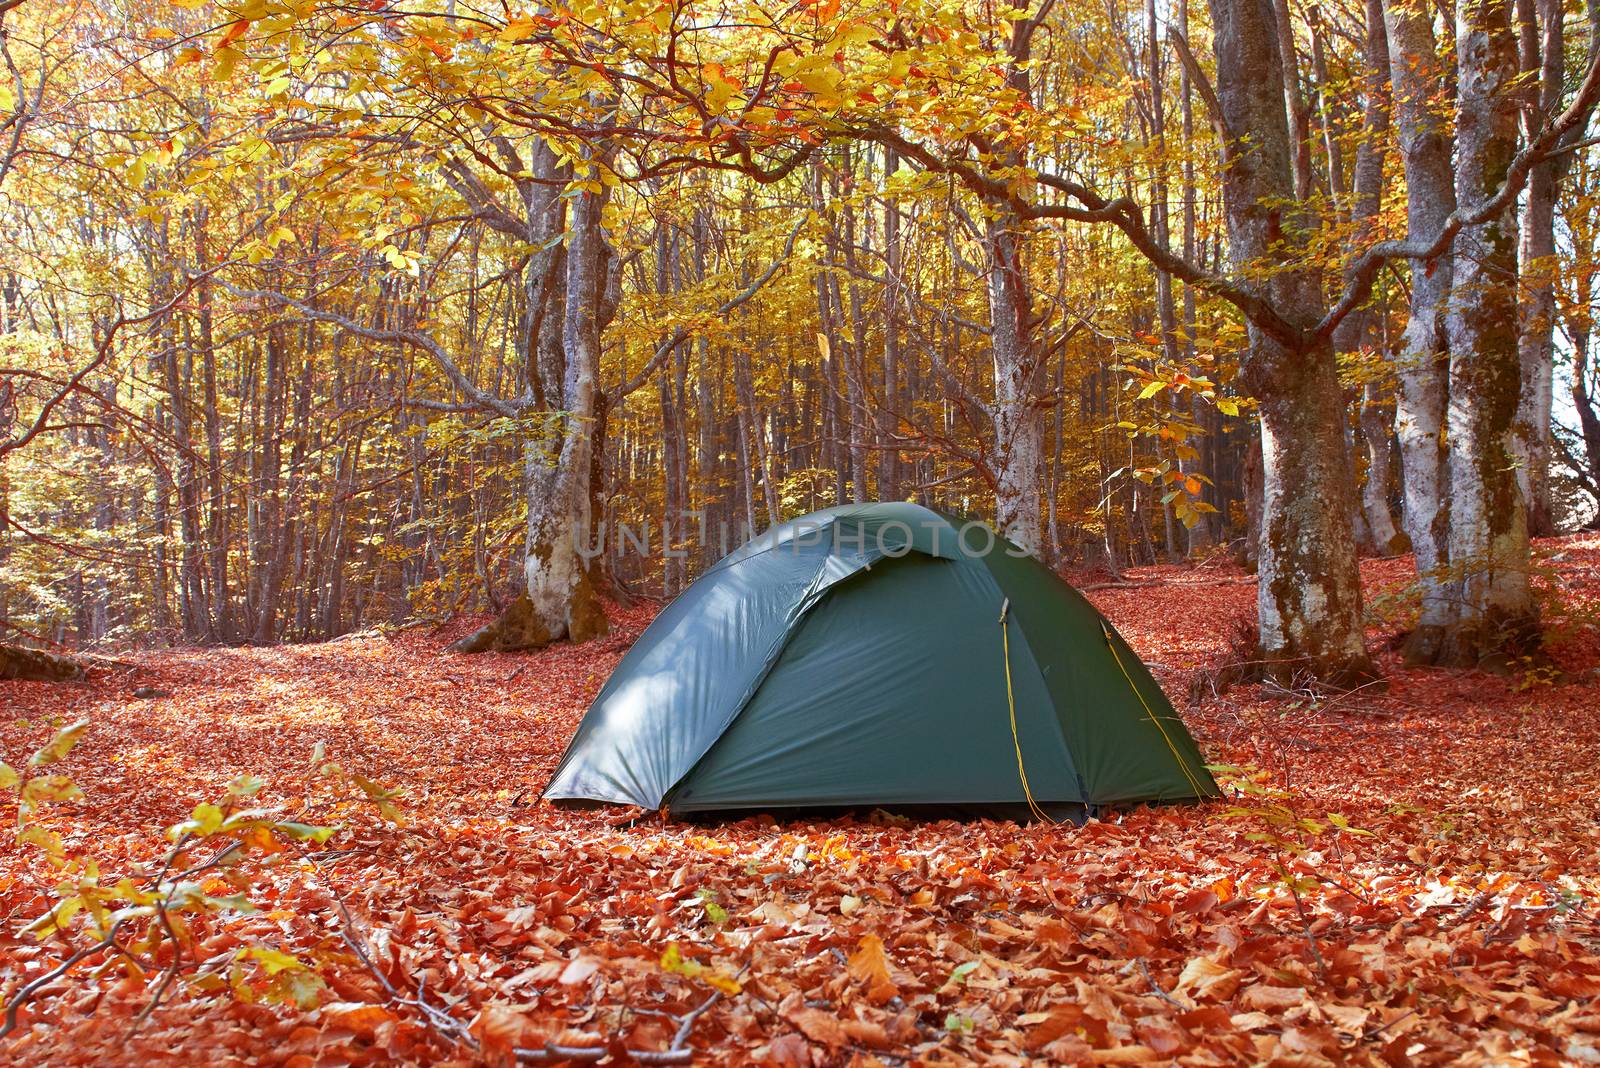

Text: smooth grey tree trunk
xmin=1341 ymin=0 xmax=1403 ymax=553
xmin=1422 ymin=0 xmax=1538 ymax=666
xmin=1512 ymin=0 xmax=1563 ymax=536
xmin=1383 ymin=0 xmax=1455 ymax=641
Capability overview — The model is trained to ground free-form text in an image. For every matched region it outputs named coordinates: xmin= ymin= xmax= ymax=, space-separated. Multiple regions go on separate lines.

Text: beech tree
xmin=3 ymin=0 xmax=1599 ymax=680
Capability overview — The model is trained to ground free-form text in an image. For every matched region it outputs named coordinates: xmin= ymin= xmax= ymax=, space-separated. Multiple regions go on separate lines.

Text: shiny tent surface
xmin=542 ymin=503 xmax=1216 ymax=818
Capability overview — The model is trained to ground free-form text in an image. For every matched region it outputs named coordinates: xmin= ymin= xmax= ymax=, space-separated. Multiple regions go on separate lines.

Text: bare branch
xmin=1318 ymin=44 xmax=1600 ymax=340
xmin=219 ymin=283 xmax=521 ymax=418
xmin=613 ymin=212 xmax=808 ymax=397
xmin=1 ymin=264 xmax=234 ymax=458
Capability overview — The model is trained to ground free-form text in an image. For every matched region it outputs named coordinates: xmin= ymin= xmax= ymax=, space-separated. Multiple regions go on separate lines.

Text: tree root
xmin=449 ymin=570 xmax=610 ymax=654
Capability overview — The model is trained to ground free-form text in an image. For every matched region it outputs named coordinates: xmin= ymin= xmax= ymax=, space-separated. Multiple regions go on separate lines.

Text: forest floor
xmin=3 ymin=538 xmax=1600 ymax=1066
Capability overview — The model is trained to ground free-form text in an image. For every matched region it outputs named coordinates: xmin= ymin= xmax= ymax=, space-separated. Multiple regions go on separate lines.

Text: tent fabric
xmin=542 ymin=503 xmax=1217 ymax=818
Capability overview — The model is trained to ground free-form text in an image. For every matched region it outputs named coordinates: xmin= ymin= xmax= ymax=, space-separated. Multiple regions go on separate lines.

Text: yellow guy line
xmin=1000 ymin=598 xmax=1055 ymax=824
xmin=1100 ymin=619 xmax=1209 ymax=799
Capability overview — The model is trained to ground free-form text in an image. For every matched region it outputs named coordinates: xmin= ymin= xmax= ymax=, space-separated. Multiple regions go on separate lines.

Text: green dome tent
xmin=543 ymin=503 xmax=1217 ymax=821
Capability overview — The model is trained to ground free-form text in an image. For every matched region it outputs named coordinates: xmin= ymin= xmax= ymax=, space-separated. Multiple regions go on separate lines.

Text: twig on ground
xmin=1135 ymin=958 xmax=1188 ymax=1011
xmin=0 ymin=918 xmax=131 ymax=1040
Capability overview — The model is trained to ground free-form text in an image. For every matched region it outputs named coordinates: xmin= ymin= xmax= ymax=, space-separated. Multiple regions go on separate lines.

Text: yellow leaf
xmin=214 ymin=47 xmax=241 ymax=81
xmin=660 ymin=943 xmax=742 ymax=994
xmin=242 ymin=946 xmax=306 ymax=974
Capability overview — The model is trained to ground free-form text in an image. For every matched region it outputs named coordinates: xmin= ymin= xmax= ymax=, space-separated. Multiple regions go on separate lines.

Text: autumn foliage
xmin=4 ymin=540 xmax=1600 ymax=1065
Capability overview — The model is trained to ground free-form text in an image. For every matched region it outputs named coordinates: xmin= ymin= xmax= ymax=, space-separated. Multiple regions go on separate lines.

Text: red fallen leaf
xmin=1026 ymin=1003 xmax=1087 ymax=1051
xmin=553 ymin=1028 xmax=605 ymax=1050
xmin=786 ymin=1006 xmax=848 ymax=1047
xmin=1550 ymin=971 xmax=1600 ymax=998
xmin=1085 ymin=1046 xmax=1162 ymax=1064
xmin=1177 ymin=888 xmax=1219 ymax=915
xmin=470 ymin=1004 xmax=545 ymax=1065
xmin=1134 ymin=1016 xmax=1187 ymax=1055
xmin=558 ymin=956 xmax=600 ymax=985
xmin=764 ymin=1033 xmax=812 ymax=1067
xmin=1177 ymin=1005 xmax=1234 ymax=1032
xmin=841 ymin=1017 xmax=891 ymax=1048
xmin=1239 ymin=984 xmax=1310 ymax=1011
xmin=1175 ymin=955 xmax=1243 ymax=1002
xmin=320 ymin=1001 xmax=396 ymax=1035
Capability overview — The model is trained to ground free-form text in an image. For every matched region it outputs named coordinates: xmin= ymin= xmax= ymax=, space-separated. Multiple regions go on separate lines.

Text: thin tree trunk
xmin=1341 ymin=0 xmax=1403 ymax=552
xmin=1513 ymin=0 xmax=1563 ymax=536
xmin=1384 ymin=0 xmax=1455 ymax=641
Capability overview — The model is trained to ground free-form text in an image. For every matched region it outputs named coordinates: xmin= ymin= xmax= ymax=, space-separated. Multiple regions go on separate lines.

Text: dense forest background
xmin=2 ymin=0 xmax=1599 ymax=676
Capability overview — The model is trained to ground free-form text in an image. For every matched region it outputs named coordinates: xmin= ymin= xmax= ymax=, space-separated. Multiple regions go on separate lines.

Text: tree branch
xmin=1318 ymin=43 xmax=1600 ymax=341
xmin=1 ymin=265 xmax=231 ymax=458
xmin=612 ymin=212 xmax=808 ymax=397
xmin=219 ymin=283 xmax=521 ymax=417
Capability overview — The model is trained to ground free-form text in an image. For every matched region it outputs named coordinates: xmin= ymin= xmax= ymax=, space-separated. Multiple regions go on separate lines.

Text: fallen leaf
xmin=847 ymin=934 xmax=899 ymax=1004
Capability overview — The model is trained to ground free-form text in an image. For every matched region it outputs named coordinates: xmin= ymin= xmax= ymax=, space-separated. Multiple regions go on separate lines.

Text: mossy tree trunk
xmin=450 ymin=164 xmax=613 ymax=655
xmin=1411 ymin=0 xmax=1538 ymax=667
xmin=1208 ymin=0 xmax=1376 ymax=684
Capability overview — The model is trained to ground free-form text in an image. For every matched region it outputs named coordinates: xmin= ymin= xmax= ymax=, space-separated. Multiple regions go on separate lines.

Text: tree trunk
xmin=1572 ymin=322 xmax=1600 ymax=490
xmin=1360 ymin=381 xmax=1403 ymax=552
xmin=1512 ymin=0 xmax=1563 ymax=536
xmin=880 ymin=147 xmax=904 ymax=502
xmin=0 ymin=642 xmax=87 ymax=682
xmin=1416 ymin=0 xmax=1538 ymax=666
xmin=1384 ymin=0 xmax=1454 ymax=635
xmin=987 ymin=219 xmax=1044 ymax=555
xmin=1208 ymin=0 xmax=1375 ymax=682
xmin=1342 ymin=0 xmax=1403 ymax=553
xmin=981 ymin=0 xmax=1045 ymax=556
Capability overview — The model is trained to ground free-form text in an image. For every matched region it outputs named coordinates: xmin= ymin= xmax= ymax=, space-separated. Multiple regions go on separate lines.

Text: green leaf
xmin=660 ymin=942 xmax=742 ymax=994
xmin=1327 ymin=812 xmax=1376 ymax=837
xmin=0 ymin=762 xmax=18 ymax=790
xmin=696 ymin=889 xmax=728 ymax=924
xmin=1136 ymin=381 xmax=1165 ymax=400
xmin=945 ymin=1013 xmax=975 ymax=1033
xmin=352 ymin=775 xmax=406 ymax=826
xmin=30 ymin=720 xmax=90 ymax=766
xmin=938 ymin=960 xmax=980 ymax=992
xmin=227 ymin=774 xmax=266 ymax=799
